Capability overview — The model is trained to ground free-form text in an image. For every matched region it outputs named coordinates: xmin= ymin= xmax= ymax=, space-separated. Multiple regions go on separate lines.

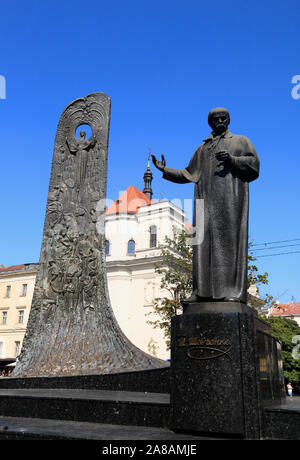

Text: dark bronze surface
xmin=152 ymin=108 xmax=260 ymax=305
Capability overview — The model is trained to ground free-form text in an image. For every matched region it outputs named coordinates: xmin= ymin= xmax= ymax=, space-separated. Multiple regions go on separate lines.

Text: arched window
xmin=128 ymin=239 xmax=135 ymax=255
xmin=105 ymin=240 xmax=110 ymax=256
xmin=149 ymin=225 xmax=157 ymax=248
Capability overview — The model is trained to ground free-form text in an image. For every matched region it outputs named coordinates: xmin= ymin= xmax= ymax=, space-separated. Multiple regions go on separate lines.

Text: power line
xmin=255 ymin=250 xmax=300 ymax=258
xmin=252 ymin=238 xmax=300 ymax=247
xmin=252 ymin=243 xmax=300 ymax=252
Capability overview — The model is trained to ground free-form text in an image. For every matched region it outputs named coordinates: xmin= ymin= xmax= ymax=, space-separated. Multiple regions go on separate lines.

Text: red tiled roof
xmin=185 ymin=221 xmax=193 ymax=230
xmin=270 ymin=303 xmax=300 ymax=316
xmin=106 ymin=185 xmax=151 ymax=215
xmin=0 ymin=263 xmax=38 ymax=273
xmin=0 ymin=264 xmax=26 ymax=273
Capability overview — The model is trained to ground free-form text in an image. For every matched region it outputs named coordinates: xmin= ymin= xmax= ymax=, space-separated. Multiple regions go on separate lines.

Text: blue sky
xmin=0 ymin=0 xmax=299 ymax=303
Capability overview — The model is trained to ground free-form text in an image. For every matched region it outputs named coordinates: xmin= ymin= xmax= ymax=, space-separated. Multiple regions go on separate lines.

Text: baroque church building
xmin=105 ymin=159 xmax=187 ymax=360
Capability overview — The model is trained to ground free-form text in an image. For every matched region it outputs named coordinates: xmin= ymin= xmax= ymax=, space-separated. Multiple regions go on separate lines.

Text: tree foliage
xmin=247 ymin=240 xmax=276 ymax=311
xmin=262 ymin=316 xmax=300 ymax=385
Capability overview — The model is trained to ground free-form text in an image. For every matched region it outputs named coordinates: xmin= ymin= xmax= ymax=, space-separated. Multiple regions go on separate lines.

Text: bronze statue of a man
xmin=152 ymin=108 xmax=260 ymax=304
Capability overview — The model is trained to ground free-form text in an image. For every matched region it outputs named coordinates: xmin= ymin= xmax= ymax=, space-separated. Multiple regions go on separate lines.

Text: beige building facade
xmin=0 ymin=263 xmax=38 ymax=363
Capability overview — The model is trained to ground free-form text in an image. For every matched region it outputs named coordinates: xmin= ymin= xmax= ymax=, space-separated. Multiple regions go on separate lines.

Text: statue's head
xmin=80 ymin=130 xmax=86 ymax=139
xmin=208 ymin=107 xmax=230 ymax=134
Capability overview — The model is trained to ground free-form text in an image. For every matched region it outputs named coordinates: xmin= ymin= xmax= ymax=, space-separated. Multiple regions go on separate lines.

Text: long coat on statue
xmin=163 ymin=130 xmax=260 ymax=303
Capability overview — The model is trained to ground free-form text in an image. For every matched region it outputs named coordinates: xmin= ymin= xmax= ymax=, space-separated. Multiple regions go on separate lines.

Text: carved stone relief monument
xmin=13 ymin=92 xmax=166 ymax=377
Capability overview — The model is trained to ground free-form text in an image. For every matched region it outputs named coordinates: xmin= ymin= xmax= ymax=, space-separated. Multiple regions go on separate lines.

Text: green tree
xmin=263 ymin=316 xmax=300 ymax=386
xmin=247 ymin=240 xmax=276 ymax=311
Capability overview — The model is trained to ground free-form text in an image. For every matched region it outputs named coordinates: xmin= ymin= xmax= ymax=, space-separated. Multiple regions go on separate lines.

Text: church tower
xmin=143 ymin=148 xmax=153 ymax=200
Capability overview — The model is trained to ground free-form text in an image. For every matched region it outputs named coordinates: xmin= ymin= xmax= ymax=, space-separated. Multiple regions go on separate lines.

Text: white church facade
xmin=105 ymin=161 xmax=187 ymax=360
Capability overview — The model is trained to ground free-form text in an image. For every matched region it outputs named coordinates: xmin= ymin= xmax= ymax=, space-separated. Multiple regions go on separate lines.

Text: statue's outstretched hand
xmin=151 ymin=154 xmax=166 ymax=172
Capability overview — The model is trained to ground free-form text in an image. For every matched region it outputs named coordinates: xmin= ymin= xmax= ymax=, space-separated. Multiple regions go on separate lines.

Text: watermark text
xmin=291 ymin=75 xmax=300 ymax=100
xmin=0 ymin=75 xmax=6 ymax=99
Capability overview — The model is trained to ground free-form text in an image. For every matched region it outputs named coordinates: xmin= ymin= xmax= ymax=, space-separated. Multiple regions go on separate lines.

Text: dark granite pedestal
xmin=170 ymin=303 xmax=286 ymax=439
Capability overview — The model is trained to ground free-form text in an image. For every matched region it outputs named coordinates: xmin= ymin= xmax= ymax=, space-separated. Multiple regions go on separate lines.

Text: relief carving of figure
xmin=66 ymin=129 xmax=96 ymax=194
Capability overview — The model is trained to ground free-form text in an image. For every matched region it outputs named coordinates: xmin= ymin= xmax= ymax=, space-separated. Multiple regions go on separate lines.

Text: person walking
xmin=287 ymin=382 xmax=293 ymax=398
